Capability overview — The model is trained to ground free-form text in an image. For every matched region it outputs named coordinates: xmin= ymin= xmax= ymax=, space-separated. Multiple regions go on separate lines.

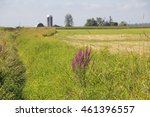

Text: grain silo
xmin=47 ymin=15 xmax=53 ymax=27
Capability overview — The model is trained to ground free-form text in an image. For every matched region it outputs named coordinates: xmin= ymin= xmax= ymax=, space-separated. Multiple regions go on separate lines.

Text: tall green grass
xmin=0 ymin=39 xmax=25 ymax=100
xmin=85 ymin=50 xmax=150 ymax=99
xmin=14 ymin=28 xmax=150 ymax=100
xmin=15 ymin=29 xmax=77 ymax=99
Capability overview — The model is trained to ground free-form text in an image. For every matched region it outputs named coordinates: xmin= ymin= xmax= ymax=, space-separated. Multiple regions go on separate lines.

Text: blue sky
xmin=0 ymin=0 xmax=150 ymax=27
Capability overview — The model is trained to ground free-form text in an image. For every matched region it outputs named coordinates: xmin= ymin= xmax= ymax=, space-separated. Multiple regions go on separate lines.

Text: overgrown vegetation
xmin=43 ymin=29 xmax=57 ymax=37
xmin=85 ymin=16 xmax=120 ymax=26
xmin=0 ymin=40 xmax=25 ymax=100
xmin=86 ymin=50 xmax=150 ymax=99
xmin=0 ymin=27 xmax=150 ymax=100
xmin=72 ymin=47 xmax=92 ymax=88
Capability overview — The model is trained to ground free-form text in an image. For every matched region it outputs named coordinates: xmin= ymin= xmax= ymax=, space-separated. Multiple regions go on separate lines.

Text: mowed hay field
xmin=57 ymin=28 xmax=150 ymax=54
xmin=0 ymin=27 xmax=150 ymax=100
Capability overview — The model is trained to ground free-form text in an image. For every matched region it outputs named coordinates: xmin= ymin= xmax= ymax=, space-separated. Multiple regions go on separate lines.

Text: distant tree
xmin=109 ymin=16 xmax=113 ymax=24
xmin=109 ymin=16 xmax=118 ymax=26
xmin=96 ymin=17 xmax=105 ymax=26
xmin=103 ymin=21 xmax=111 ymax=26
xmin=111 ymin=22 xmax=118 ymax=26
xmin=85 ymin=16 xmax=118 ymax=26
xmin=65 ymin=14 xmax=73 ymax=27
xmin=85 ymin=18 xmax=98 ymax=26
xmin=119 ymin=21 xmax=127 ymax=26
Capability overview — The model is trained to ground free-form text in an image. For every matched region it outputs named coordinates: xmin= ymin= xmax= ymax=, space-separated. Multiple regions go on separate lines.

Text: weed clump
xmin=43 ymin=30 xmax=57 ymax=37
xmin=0 ymin=42 xmax=26 ymax=100
xmin=72 ymin=47 xmax=92 ymax=87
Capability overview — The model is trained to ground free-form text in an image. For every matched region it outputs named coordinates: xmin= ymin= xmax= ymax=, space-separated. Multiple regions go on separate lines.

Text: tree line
xmin=64 ymin=14 xmax=127 ymax=27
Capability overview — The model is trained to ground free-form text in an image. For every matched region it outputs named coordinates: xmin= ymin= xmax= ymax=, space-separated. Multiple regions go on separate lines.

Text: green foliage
xmin=110 ymin=22 xmax=118 ymax=26
xmin=85 ymin=18 xmax=98 ymax=26
xmin=8 ymin=33 xmax=17 ymax=40
xmin=120 ymin=21 xmax=127 ymax=26
xmin=85 ymin=50 xmax=150 ymax=99
xmin=0 ymin=42 xmax=26 ymax=100
xmin=14 ymin=28 xmax=150 ymax=100
xmin=15 ymin=29 xmax=76 ymax=99
xmin=109 ymin=16 xmax=113 ymax=23
xmin=43 ymin=30 xmax=57 ymax=37
xmin=1 ymin=27 xmax=149 ymax=100
xmin=65 ymin=14 xmax=74 ymax=27
xmin=96 ymin=17 xmax=105 ymax=26
xmin=85 ymin=17 xmax=118 ymax=26
xmin=3 ymin=27 xmax=16 ymax=31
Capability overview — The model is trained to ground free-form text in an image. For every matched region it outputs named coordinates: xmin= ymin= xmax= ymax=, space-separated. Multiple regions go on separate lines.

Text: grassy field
xmin=56 ymin=28 xmax=150 ymax=54
xmin=0 ymin=27 xmax=150 ymax=100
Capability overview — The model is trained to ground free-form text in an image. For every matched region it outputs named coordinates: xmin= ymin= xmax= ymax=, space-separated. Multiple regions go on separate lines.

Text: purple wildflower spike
xmin=72 ymin=47 xmax=92 ymax=72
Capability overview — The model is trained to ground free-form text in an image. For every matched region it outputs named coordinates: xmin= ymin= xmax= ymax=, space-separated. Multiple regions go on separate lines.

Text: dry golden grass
xmin=67 ymin=34 xmax=143 ymax=41
xmin=64 ymin=34 xmax=150 ymax=54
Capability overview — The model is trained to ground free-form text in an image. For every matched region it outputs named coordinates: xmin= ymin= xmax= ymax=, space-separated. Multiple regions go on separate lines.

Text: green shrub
xmin=0 ymin=42 xmax=26 ymax=100
xmin=43 ymin=30 xmax=57 ymax=37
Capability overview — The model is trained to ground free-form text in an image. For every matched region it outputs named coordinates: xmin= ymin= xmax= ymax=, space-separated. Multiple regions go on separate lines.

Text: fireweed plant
xmin=72 ymin=47 xmax=92 ymax=88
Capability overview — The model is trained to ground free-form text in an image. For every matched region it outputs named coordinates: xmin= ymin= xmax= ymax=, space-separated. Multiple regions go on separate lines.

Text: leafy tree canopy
xmin=65 ymin=14 xmax=73 ymax=27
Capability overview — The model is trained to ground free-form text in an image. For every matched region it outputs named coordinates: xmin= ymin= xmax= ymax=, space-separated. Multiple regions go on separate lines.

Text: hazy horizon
xmin=0 ymin=0 xmax=150 ymax=27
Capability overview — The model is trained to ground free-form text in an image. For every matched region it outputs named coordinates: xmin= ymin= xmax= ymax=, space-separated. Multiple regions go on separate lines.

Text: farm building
xmin=37 ymin=23 xmax=44 ymax=27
